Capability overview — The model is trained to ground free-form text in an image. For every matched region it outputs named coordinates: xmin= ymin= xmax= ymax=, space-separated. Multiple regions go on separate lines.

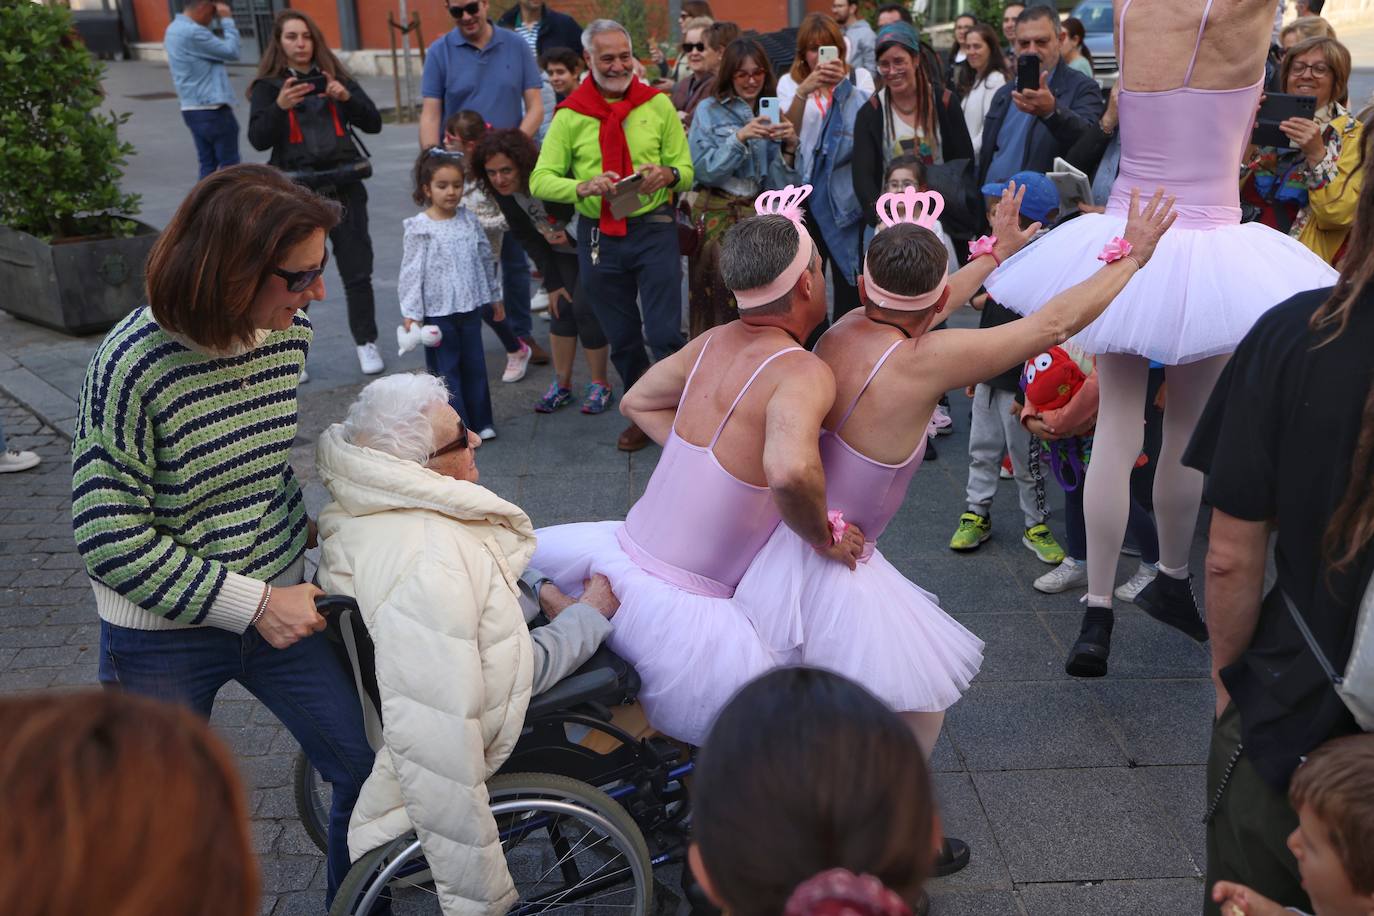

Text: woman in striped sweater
xmin=71 ymin=165 xmax=376 ymax=910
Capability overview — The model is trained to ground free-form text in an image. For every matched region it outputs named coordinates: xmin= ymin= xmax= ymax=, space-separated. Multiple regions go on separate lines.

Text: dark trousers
xmin=547 ymin=252 xmax=608 ymax=349
xmin=424 ymin=311 xmax=494 ymax=431
xmin=481 ymin=304 xmax=522 ymax=353
xmin=802 ymin=208 xmax=861 ymax=349
xmin=501 ymin=232 xmax=534 ymax=341
xmin=181 ymin=106 xmax=240 ymax=179
xmin=1204 ymin=704 xmax=1308 ymax=915
xmin=576 ymin=213 xmax=684 ymax=390
xmin=327 ymin=181 xmax=378 ymax=346
xmin=98 ymin=620 xmax=375 ymax=908
xmin=1062 ymin=471 xmax=1158 ymax=565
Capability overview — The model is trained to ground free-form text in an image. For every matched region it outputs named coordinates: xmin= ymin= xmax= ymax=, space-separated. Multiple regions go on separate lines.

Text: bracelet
xmin=250 ymin=584 xmax=271 ymax=628
xmin=968 ymin=235 xmax=1001 ymax=266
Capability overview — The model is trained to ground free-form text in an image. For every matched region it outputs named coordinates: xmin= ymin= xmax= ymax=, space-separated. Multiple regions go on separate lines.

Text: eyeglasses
xmin=273 ymin=248 xmax=329 ymax=293
xmin=681 ymin=41 xmax=706 ymax=53
xmin=429 ymin=419 xmax=471 ymax=459
xmin=733 ymin=69 xmax=766 ymax=82
xmin=1289 ymin=61 xmax=1331 ymax=77
xmin=447 ymin=2 xmax=481 ymax=20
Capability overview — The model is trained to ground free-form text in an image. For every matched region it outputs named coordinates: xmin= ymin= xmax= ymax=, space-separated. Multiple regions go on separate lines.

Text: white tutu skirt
xmin=735 ymin=526 xmax=985 ymax=713
xmin=984 ymin=212 xmax=1338 ymax=365
xmin=531 ymin=521 xmax=778 ymax=746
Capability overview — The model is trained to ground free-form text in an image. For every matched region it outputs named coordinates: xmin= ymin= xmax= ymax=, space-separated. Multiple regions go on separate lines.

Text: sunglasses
xmin=429 ymin=419 xmax=471 ymax=459
xmin=681 ymin=41 xmax=706 ymax=53
xmin=447 ymin=1 xmax=481 ymax=19
xmin=272 ymin=248 xmax=329 ymax=293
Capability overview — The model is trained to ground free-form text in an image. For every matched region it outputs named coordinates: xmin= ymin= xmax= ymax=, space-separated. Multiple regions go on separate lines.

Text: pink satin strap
xmin=834 ymin=339 xmax=905 ymax=434
xmin=1117 ymin=0 xmax=1132 ymax=71
xmin=1183 ymin=0 xmax=1217 ymax=87
xmin=671 ymin=335 xmax=715 ymax=438
xmin=709 ymin=347 xmax=805 ymax=448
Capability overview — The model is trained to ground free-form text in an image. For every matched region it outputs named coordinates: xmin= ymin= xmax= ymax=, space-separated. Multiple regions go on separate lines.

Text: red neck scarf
xmin=558 ymin=75 xmax=661 ymax=236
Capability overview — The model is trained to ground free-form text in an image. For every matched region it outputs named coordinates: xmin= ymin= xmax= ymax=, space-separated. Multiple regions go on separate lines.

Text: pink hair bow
xmin=755 ymin=184 xmax=812 ymax=227
xmin=875 ymin=186 xmax=945 ymax=230
xmin=1097 ymin=237 xmax=1134 ymax=264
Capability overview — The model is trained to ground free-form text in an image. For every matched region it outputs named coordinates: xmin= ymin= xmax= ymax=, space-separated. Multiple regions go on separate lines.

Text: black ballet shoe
xmin=933 ymin=836 xmax=970 ymax=877
xmin=1134 ymin=572 xmax=1209 ymax=642
xmin=1065 ymin=622 xmax=1113 ymax=678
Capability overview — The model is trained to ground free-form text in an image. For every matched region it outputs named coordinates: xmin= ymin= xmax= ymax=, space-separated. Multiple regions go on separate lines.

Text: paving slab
xmin=946 ymin=681 xmax=1128 ymax=771
xmin=1018 ymin=877 xmax=1205 ymax=915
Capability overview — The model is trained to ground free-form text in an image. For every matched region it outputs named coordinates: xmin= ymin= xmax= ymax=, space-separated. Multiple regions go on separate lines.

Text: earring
xmin=934 ymin=303 xmax=945 ymax=313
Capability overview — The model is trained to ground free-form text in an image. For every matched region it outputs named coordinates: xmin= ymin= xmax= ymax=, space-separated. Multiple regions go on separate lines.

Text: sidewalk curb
xmin=0 ymin=367 xmax=76 ymax=442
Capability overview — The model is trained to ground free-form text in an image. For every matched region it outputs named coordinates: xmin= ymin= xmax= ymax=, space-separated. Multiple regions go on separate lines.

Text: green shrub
xmin=0 ymin=0 xmax=140 ymax=240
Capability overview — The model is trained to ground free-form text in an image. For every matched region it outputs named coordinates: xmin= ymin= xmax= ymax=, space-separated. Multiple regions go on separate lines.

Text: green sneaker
xmin=1023 ymin=523 xmax=1065 ymax=565
xmin=949 ymin=512 xmax=992 ymax=551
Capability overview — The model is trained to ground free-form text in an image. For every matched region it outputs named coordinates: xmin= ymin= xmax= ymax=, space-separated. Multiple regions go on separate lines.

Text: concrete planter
xmin=0 ymin=221 xmax=158 ymax=335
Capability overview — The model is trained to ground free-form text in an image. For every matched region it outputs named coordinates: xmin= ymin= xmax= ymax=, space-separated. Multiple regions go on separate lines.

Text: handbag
xmin=676 ymin=195 xmax=703 ymax=257
xmin=1282 ymin=580 xmax=1374 ymax=731
xmin=924 ymin=158 xmax=982 ymax=239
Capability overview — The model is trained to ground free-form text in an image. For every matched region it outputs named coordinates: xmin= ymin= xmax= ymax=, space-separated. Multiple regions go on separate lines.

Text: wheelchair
xmin=295 ymin=596 xmax=695 ymax=915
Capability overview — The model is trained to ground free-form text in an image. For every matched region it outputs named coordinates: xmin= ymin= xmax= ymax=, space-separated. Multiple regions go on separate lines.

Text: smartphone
xmin=817 ymin=45 xmax=840 ymax=65
xmin=613 ymin=173 xmax=645 ymax=190
xmin=608 ymin=172 xmax=646 ymax=220
xmin=297 ymin=73 xmax=329 ymax=95
xmin=1016 ymin=54 xmax=1040 ymax=92
xmin=759 ymin=96 xmax=781 ymax=125
xmin=1251 ymin=92 xmax=1317 ymax=148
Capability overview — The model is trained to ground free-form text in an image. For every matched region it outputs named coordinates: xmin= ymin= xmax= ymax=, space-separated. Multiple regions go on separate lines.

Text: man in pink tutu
xmin=984 ymin=0 xmax=1339 ymax=676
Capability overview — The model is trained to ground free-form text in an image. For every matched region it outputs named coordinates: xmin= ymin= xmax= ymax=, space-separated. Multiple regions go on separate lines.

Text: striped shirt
xmin=71 ymin=307 xmax=311 ymax=631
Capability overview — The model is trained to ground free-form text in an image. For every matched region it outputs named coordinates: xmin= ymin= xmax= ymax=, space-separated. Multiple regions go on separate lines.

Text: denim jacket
xmin=165 ymin=14 xmax=240 ymax=107
xmin=806 ymin=78 xmax=868 ymax=285
xmin=687 ymin=95 xmax=801 ymax=197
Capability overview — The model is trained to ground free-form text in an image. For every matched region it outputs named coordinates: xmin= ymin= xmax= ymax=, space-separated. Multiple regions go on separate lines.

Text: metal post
xmin=389 ymin=11 xmax=403 ymax=120
xmin=398 ymin=0 xmax=414 ymax=121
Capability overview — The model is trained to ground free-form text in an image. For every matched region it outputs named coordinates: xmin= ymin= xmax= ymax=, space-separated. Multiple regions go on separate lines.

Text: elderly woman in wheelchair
xmin=312 ymin=373 xmax=687 ymax=915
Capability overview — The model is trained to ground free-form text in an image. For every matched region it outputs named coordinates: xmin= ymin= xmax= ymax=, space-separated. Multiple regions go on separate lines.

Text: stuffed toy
xmin=1021 ymin=347 xmax=1091 ymax=491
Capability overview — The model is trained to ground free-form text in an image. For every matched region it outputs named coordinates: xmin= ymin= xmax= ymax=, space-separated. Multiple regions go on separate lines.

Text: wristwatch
xmin=668 ymin=166 xmax=681 ymax=186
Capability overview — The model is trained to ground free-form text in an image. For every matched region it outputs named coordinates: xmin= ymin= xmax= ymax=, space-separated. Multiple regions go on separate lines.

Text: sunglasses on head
xmin=681 ymin=41 xmax=706 ymax=53
xmin=447 ymin=1 xmax=481 ymax=19
xmin=429 ymin=419 xmax=471 ymax=459
xmin=272 ymin=248 xmax=329 ymax=293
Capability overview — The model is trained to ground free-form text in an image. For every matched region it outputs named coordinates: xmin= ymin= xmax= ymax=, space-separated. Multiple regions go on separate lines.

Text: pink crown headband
xmin=734 ymin=184 xmax=816 ymax=311
xmin=862 ymin=187 xmax=949 ymax=312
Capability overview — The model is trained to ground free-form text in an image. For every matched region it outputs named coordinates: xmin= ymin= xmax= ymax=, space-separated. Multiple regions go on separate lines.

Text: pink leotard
xmin=617 ymin=338 xmax=804 ymax=598
xmin=818 ymin=337 xmax=927 ymax=561
xmin=1107 ymin=0 xmax=1263 ymax=229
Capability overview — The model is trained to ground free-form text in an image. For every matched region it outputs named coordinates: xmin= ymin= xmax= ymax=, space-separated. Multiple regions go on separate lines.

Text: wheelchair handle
xmin=314 ymin=594 xmax=360 ymax=616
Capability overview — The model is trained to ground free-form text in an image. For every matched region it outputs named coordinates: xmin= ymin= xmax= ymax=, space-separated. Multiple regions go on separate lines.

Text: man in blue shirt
xmin=164 ymin=0 xmax=241 ymax=179
xmin=420 ymin=0 xmax=547 ymax=364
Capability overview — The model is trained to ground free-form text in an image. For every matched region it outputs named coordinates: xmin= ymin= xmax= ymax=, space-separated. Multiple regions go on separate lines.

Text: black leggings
xmin=545 ymin=251 xmax=607 ymax=349
xmin=326 ymin=181 xmax=378 ymax=346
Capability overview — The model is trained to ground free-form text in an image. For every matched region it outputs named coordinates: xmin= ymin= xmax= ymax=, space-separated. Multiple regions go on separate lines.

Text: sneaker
xmin=1134 ymin=571 xmax=1209 ymax=641
xmin=1114 ymin=562 xmax=1158 ymax=603
xmin=1034 ymin=558 xmax=1088 ymax=594
xmin=502 ymin=342 xmax=532 ymax=383
xmin=356 ymin=342 xmax=384 ymax=375
xmin=949 ymin=512 xmax=992 ymax=551
xmin=0 ymin=450 xmax=41 ymax=473
xmin=999 ymin=455 xmax=1014 ymax=479
xmin=300 ymin=366 xmax=310 ymax=383
xmin=1022 ymin=524 xmax=1065 ymax=565
xmin=530 ymin=288 xmax=550 ymax=313
xmin=478 ymin=427 xmax=497 ymax=441
xmin=534 ymin=381 xmax=573 ymax=413
xmin=930 ymin=403 xmax=953 ymax=436
xmin=581 ymin=381 xmax=614 ymax=415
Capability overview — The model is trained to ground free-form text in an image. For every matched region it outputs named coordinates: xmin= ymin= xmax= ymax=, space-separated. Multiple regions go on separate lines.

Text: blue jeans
xmin=98 ymin=620 xmax=376 ymax=908
xmin=500 ymin=232 xmax=533 ymax=341
xmin=575 ymin=212 xmax=683 ymax=390
xmin=424 ymin=311 xmax=495 ymax=431
xmin=181 ymin=106 xmax=241 ymax=179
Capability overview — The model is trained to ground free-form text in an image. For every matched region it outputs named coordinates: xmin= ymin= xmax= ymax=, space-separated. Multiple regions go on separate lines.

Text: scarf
xmin=558 ymin=75 xmax=662 ymax=235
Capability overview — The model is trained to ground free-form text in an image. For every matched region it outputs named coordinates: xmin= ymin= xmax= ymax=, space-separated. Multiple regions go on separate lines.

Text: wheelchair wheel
xmin=293 ymin=749 xmax=331 ymax=854
xmin=330 ymin=772 xmax=653 ymax=915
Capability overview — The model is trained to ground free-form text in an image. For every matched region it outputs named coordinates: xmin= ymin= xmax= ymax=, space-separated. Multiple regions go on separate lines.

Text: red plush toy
xmin=1021 ymin=346 xmax=1086 ymax=411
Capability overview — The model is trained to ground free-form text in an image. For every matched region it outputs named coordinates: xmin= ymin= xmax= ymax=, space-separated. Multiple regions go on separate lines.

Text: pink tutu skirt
xmin=984 ymin=212 xmax=1338 ymax=365
xmin=531 ymin=521 xmax=778 ymax=746
xmin=735 ymin=526 xmax=984 ymax=713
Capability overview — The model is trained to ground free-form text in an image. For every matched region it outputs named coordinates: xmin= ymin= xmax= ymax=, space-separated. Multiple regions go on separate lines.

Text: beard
xmin=592 ymin=68 xmax=633 ymax=95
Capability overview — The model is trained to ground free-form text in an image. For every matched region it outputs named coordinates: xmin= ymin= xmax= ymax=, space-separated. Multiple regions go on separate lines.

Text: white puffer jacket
xmin=315 ymin=423 xmax=535 ymax=916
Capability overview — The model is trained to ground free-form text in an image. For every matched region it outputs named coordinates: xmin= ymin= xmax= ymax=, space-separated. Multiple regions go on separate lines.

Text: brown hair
xmin=0 ymin=691 xmax=258 ymax=916
xmin=247 ymin=9 xmax=352 ymax=98
xmin=472 ymin=128 xmax=539 ymax=199
xmin=1288 ymin=734 xmax=1374 ymax=894
xmin=790 ymin=14 xmax=849 ymax=84
xmin=412 ymin=148 xmax=466 ymax=205
xmin=1281 ymin=35 xmax=1351 ymax=107
xmin=866 ymin=223 xmax=949 ymax=299
xmin=1281 ymin=15 xmax=1337 ymax=48
xmin=957 ymin=22 xmax=1009 ymax=94
xmin=147 ymin=164 xmax=340 ymax=351
xmin=714 ymin=38 xmax=776 ymax=107
xmin=1312 ymin=120 xmax=1373 ymax=574
xmin=705 ymin=20 xmax=740 ymax=53
xmin=875 ymin=37 xmax=937 ymax=151
xmin=445 ymin=109 xmax=488 ymax=144
xmin=694 ymin=668 xmax=935 ymax=916
xmin=681 ymin=0 xmax=713 ymax=20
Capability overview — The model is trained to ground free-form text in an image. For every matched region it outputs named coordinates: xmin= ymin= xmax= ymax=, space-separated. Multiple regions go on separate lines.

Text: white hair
xmin=582 ymin=18 xmax=632 ymax=53
xmin=343 ymin=373 xmax=450 ymax=465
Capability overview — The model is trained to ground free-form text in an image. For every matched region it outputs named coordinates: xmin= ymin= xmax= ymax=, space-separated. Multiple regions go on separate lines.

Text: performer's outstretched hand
xmin=1120 ymin=187 xmax=1179 ymax=267
xmin=990 ymin=182 xmax=1042 ymax=262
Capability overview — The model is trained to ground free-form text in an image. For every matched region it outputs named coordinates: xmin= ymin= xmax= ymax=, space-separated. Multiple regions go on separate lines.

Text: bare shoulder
xmin=768 ymin=348 xmax=834 ymax=400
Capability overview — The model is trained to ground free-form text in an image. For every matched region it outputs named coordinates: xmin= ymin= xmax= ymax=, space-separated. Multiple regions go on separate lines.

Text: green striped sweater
xmin=71 ymin=307 xmax=312 ymax=631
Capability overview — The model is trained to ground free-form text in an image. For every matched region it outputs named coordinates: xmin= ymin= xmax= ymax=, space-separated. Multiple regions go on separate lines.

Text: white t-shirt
xmin=777 ymin=68 xmax=876 ymax=178
xmin=962 ymin=71 xmax=1007 ymax=158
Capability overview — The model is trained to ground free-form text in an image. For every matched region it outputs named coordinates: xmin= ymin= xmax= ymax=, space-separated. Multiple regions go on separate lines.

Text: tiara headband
xmin=734 ymin=184 xmax=816 ymax=311
xmin=861 ymin=186 xmax=948 ymax=312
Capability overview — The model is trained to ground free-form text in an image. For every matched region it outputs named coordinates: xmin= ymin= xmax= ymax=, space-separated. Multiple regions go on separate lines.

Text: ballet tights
xmin=902 ymin=711 xmax=946 ymax=759
xmin=1083 ymin=352 xmax=1229 ymax=605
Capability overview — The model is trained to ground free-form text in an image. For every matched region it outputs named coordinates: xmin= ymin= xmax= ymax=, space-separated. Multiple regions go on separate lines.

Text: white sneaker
xmin=1034 ymin=558 xmax=1088 ymax=594
xmin=502 ymin=342 xmax=532 ymax=383
xmin=1114 ymin=562 xmax=1158 ymax=604
xmin=300 ymin=366 xmax=311 ymax=383
xmin=356 ymin=342 xmax=384 ymax=375
xmin=931 ymin=403 xmax=953 ymax=436
xmin=0 ymin=450 xmax=41 ymax=473
xmin=530 ymin=288 xmax=550 ymax=314
xmin=478 ymin=427 xmax=497 ymax=440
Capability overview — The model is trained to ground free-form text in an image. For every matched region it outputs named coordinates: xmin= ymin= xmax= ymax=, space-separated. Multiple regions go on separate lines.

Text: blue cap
xmin=980 ymin=170 xmax=1059 ymax=223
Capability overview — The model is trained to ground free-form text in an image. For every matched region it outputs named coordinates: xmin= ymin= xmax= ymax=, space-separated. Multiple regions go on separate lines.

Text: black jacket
xmin=975 ymin=61 xmax=1103 ymax=185
xmin=492 ymin=192 xmax=578 ymax=293
xmin=852 ymin=86 xmax=975 ymax=228
xmin=495 ymin=4 xmax=582 ymax=57
xmin=247 ymin=73 xmax=382 ymax=173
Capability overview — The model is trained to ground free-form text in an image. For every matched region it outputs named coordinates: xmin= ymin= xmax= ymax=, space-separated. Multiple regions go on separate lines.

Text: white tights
xmin=902 ymin=711 xmax=946 ymax=759
xmin=1083 ymin=353 xmax=1229 ymax=605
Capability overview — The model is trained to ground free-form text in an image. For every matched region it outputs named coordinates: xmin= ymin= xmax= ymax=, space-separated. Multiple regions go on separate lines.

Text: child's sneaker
xmin=949 ymin=512 xmax=992 ymax=551
xmin=930 ymin=402 xmax=953 ymax=435
xmin=999 ymin=455 xmax=1014 ymax=479
xmin=1114 ymin=562 xmax=1158 ymax=603
xmin=478 ymin=427 xmax=497 ymax=441
xmin=1023 ymin=524 xmax=1065 ymax=565
xmin=502 ymin=342 xmax=532 ymax=383
xmin=1034 ymin=557 xmax=1087 ymax=594
xmin=581 ymin=381 xmax=614 ymax=415
xmin=534 ymin=382 xmax=574 ymax=413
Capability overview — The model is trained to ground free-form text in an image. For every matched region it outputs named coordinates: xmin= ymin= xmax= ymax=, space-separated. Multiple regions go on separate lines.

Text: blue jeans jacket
xmin=688 ymin=95 xmax=801 ymax=195
xmin=801 ymin=78 xmax=867 ymax=284
xmin=164 ymin=14 xmax=239 ymax=107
